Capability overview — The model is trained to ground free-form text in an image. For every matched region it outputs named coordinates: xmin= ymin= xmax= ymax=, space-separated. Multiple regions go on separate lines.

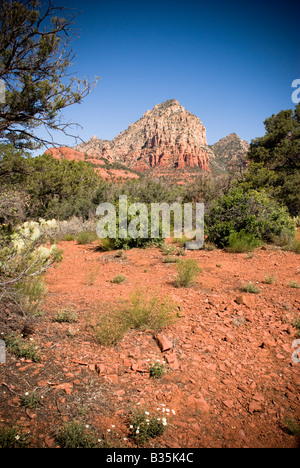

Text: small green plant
xmin=216 ymin=263 xmax=222 ymax=268
xmin=121 ymin=289 xmax=177 ymax=331
xmin=281 ymin=417 xmax=300 ymax=436
xmin=281 ymin=236 xmax=300 ymax=254
xmin=174 ymin=259 xmax=202 ymax=288
xmin=5 ymin=333 xmax=41 ymax=362
xmin=293 ymin=216 xmax=300 ymax=228
xmin=77 ymin=231 xmax=98 ymax=245
xmin=240 ymin=282 xmax=261 ymax=294
xmin=111 ymin=275 xmax=126 ymax=284
xmin=62 ymin=234 xmax=76 ymax=241
xmin=293 ymin=318 xmax=300 ymax=336
xmin=92 ymin=308 xmax=129 ymax=346
xmin=162 ymin=256 xmax=180 ymax=264
xmin=263 ymin=274 xmax=276 ymax=284
xmin=203 ymin=242 xmax=216 ymax=251
xmin=93 ymin=289 xmax=177 ymax=346
xmin=160 ymin=243 xmax=182 ymax=256
xmin=55 ymin=421 xmax=98 ymax=448
xmin=227 ymin=230 xmax=261 ymax=253
xmin=128 ymin=406 xmax=173 ymax=447
xmin=54 ymin=309 xmax=77 ymax=323
xmin=287 ymin=281 xmax=300 ymax=289
xmin=85 ymin=267 xmax=100 ymax=286
xmin=291 ymin=238 xmax=300 ymax=254
xmin=149 ymin=360 xmax=166 ymax=379
xmin=0 ymin=427 xmax=28 ymax=448
xmin=20 ymin=391 xmax=42 ymax=409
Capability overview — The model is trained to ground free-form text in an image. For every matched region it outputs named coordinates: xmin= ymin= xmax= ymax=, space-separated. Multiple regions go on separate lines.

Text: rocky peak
xmin=210 ymin=133 xmax=249 ymax=174
xmin=75 ymin=99 xmax=214 ymax=172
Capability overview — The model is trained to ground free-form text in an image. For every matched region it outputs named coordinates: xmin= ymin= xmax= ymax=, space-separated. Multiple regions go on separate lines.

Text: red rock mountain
xmin=74 ymin=99 xmax=215 ymax=172
xmin=45 ymin=99 xmax=249 ymax=181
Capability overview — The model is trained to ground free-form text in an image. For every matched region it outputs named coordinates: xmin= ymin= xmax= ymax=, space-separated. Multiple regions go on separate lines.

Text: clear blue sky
xmin=38 ymin=0 xmax=300 ymax=150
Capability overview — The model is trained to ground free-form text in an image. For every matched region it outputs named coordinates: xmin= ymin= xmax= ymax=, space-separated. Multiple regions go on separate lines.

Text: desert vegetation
xmin=0 ymin=0 xmax=299 ymax=450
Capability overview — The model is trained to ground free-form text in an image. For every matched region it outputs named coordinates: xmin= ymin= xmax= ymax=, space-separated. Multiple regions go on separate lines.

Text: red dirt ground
xmin=0 ymin=240 xmax=299 ymax=448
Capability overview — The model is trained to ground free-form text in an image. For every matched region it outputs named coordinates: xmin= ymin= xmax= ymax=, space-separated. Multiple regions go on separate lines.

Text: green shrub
xmin=287 ymin=281 xmax=300 ymax=289
xmin=92 ymin=289 xmax=177 ymax=346
xmin=160 ymin=243 xmax=182 ymax=256
xmin=5 ymin=333 xmax=41 ymax=362
xmin=205 ymin=187 xmax=296 ymax=248
xmin=20 ymin=391 xmax=42 ymax=409
xmin=76 ymin=231 xmax=98 ymax=245
xmin=263 ymin=274 xmax=276 ymax=284
xmin=162 ymin=256 xmax=180 ymax=264
xmin=54 ymin=309 xmax=77 ymax=323
xmin=111 ymin=275 xmax=126 ymax=284
xmin=92 ymin=309 xmax=128 ymax=346
xmin=55 ymin=421 xmax=98 ymax=448
xmin=0 ymin=427 xmax=28 ymax=448
xmin=0 ymin=220 xmax=62 ymax=317
xmin=239 ymin=282 xmax=261 ymax=294
xmin=282 ymin=237 xmax=300 ymax=254
xmin=227 ymin=230 xmax=261 ymax=253
xmin=174 ymin=259 xmax=202 ymax=287
xmin=128 ymin=407 xmax=167 ymax=447
xmin=149 ymin=360 xmax=166 ymax=379
xmin=120 ymin=289 xmax=177 ymax=331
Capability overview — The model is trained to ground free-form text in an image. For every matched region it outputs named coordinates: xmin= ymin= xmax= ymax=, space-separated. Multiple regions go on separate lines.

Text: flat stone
xmin=154 ymin=333 xmax=173 ymax=352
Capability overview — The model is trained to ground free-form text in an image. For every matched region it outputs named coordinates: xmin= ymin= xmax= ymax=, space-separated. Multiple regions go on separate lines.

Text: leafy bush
xmin=205 ymin=187 xmax=296 ymax=248
xmin=174 ymin=259 xmax=202 ymax=287
xmin=0 ymin=219 xmax=62 ymax=317
xmin=227 ymin=229 xmax=261 ymax=253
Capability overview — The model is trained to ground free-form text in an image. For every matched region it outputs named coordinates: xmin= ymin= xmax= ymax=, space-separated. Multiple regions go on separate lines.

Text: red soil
xmin=0 ymin=241 xmax=299 ymax=448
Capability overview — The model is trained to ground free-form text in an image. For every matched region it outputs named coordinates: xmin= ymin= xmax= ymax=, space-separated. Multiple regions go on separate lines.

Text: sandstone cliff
xmin=75 ymin=99 xmax=215 ymax=172
xmin=45 ymin=100 xmax=249 ymax=182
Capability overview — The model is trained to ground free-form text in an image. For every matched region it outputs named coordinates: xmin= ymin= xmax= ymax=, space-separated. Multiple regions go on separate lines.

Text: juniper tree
xmin=0 ymin=0 xmax=99 ymax=149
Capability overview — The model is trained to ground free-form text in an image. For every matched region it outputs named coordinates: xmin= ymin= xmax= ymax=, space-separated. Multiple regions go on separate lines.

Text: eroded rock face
xmin=75 ymin=99 xmax=214 ymax=171
xmin=44 ymin=146 xmax=87 ymax=162
xmin=45 ymin=101 xmax=249 ymax=181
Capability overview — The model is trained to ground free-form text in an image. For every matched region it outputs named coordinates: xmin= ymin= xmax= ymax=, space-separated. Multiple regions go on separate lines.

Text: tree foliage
xmin=0 ymin=0 xmax=99 ymax=149
xmin=243 ymin=103 xmax=300 ymax=216
xmin=205 ymin=187 xmax=296 ymax=248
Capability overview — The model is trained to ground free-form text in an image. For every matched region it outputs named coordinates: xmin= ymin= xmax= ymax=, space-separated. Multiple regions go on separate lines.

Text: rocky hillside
xmin=45 ymin=100 xmax=249 ymax=182
xmin=210 ymin=133 xmax=249 ymax=174
xmin=75 ymin=99 xmax=215 ymax=173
